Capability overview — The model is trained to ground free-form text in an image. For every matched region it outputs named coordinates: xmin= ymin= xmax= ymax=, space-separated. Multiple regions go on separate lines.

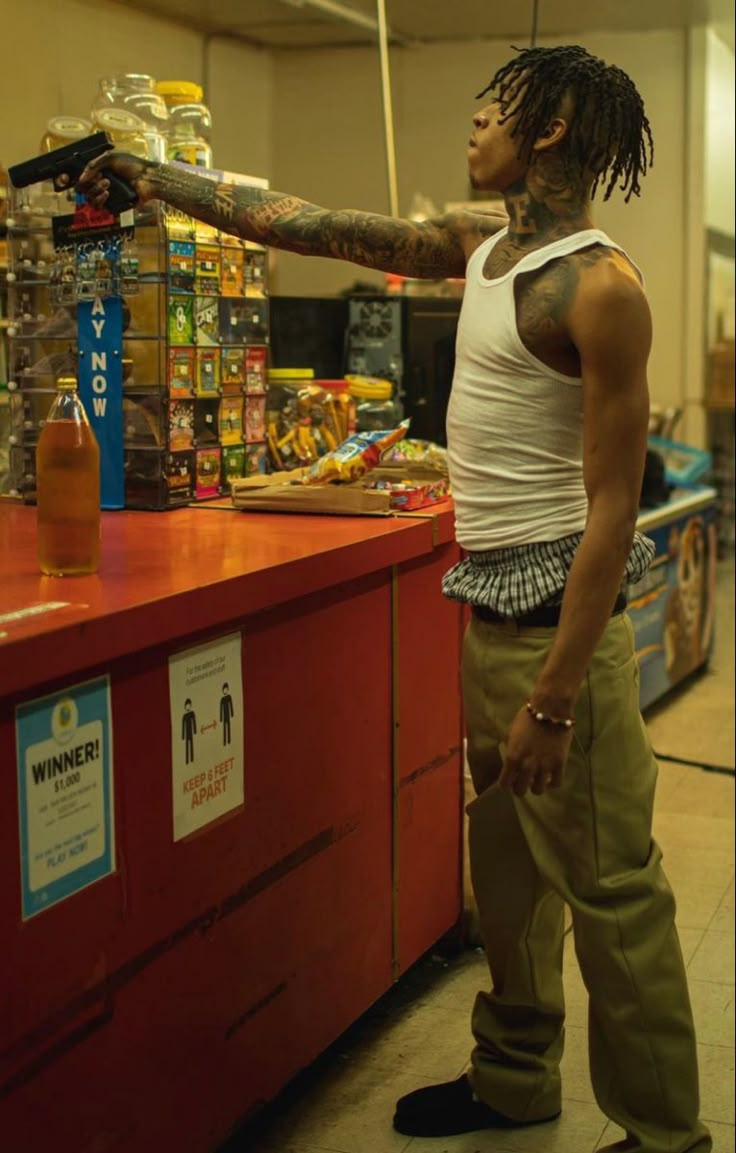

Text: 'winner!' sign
xmin=16 ymin=676 xmax=115 ymax=920
xmin=78 ymin=295 xmax=124 ymax=509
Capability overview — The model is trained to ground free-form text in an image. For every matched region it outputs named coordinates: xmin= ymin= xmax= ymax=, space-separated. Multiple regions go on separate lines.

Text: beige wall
xmin=270 ymin=31 xmax=688 ymax=416
xmin=206 ymin=38 xmax=274 ymax=180
xmin=0 ymin=0 xmax=202 ymax=162
xmin=0 ymin=0 xmax=271 ymax=184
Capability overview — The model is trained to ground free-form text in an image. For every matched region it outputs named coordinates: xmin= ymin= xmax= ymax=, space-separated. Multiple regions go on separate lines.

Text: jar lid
xmin=114 ymin=73 xmax=155 ymax=90
xmin=268 ymin=368 xmax=314 ymax=380
xmin=46 ymin=116 xmax=92 ymax=139
xmin=345 ymin=374 xmax=393 ymax=399
xmin=94 ymin=108 xmax=146 ymax=134
xmin=156 ymin=80 xmax=204 ymax=103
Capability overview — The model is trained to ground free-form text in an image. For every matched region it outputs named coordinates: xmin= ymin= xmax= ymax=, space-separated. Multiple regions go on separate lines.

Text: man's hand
xmin=499 ymin=704 xmax=574 ymax=797
xmin=58 ymin=152 xmax=158 ymax=208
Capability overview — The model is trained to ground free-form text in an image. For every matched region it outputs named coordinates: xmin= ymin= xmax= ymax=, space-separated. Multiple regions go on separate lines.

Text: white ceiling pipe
xmin=376 ymin=0 xmax=399 ymax=216
xmin=279 ymin=0 xmax=409 ymax=44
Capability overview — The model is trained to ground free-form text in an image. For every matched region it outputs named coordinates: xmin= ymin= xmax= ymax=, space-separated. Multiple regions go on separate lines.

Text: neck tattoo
xmin=508 ymin=194 xmax=537 ymax=234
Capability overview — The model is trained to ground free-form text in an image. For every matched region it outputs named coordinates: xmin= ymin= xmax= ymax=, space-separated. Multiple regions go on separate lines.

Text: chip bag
xmin=301 ymin=419 xmax=410 ymax=485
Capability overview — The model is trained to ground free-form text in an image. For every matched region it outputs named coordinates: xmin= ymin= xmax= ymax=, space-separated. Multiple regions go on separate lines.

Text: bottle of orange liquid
xmin=36 ymin=376 xmax=101 ymax=576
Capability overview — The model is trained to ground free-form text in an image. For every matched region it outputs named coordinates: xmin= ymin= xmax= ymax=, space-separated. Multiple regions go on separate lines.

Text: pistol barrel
xmin=8 ymin=131 xmax=114 ymax=189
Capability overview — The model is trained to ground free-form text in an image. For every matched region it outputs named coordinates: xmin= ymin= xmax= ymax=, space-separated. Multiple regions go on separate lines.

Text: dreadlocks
xmin=476 ymin=45 xmax=654 ymax=203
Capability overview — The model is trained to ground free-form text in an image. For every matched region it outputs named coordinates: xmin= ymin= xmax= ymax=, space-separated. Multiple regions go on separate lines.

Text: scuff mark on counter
xmin=400 ymin=746 xmax=461 ymax=788
xmin=225 ymin=981 xmax=289 ymax=1041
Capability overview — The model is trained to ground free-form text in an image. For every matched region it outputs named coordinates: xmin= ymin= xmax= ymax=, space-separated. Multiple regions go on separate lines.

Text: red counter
xmin=0 ymin=500 xmax=464 ymax=1153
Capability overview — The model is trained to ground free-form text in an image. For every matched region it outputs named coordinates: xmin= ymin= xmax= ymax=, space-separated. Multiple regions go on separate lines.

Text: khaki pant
xmin=462 ymin=611 xmax=711 ymax=1152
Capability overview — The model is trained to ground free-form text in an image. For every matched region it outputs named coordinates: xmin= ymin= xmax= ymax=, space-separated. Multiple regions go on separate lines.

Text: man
xmin=75 ymin=44 xmax=710 ymax=1153
xmin=181 ymin=698 xmax=196 ymax=765
xmin=220 ymin=682 xmax=234 ymax=746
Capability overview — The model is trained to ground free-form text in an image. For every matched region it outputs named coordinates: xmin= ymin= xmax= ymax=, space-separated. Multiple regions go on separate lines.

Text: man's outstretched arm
xmin=76 ymin=153 xmax=506 ymax=279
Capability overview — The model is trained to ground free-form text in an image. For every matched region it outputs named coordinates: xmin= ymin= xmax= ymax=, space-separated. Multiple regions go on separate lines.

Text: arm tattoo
xmin=517 ymin=260 xmax=581 ymax=340
xmin=515 ymin=248 xmax=611 ymax=350
xmin=147 ymin=162 xmax=502 ymax=278
xmin=249 ymin=195 xmax=307 ymax=231
xmin=213 ymin=183 xmax=236 ymax=221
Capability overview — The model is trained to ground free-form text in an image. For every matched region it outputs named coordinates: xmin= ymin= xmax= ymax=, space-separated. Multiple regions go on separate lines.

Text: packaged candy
xmin=382 ymin=437 xmax=449 ymax=472
xmin=366 ymin=476 xmax=449 ymax=510
xmin=301 ymin=419 xmax=410 ymax=486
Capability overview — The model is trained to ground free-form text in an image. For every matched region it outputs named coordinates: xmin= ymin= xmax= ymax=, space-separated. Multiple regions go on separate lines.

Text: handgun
xmin=9 ymin=131 xmax=138 ymax=216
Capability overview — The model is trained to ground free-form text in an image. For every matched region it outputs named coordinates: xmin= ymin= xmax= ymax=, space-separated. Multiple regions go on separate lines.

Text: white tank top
xmin=446 ymin=227 xmax=642 ymax=551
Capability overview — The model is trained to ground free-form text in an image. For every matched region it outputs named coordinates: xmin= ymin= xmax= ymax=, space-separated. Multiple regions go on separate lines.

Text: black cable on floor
xmin=654 ymin=751 xmax=735 ymax=777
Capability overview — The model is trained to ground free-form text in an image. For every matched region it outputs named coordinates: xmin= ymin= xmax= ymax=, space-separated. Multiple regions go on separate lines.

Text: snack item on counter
xmin=301 ymin=419 xmax=410 ymax=485
xmin=366 ymin=476 xmax=450 ymax=511
xmin=382 ymin=438 xmax=449 ymax=471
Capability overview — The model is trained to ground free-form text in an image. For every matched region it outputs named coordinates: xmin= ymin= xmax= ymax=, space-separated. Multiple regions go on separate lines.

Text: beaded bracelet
xmin=526 ymin=701 xmax=576 ymax=730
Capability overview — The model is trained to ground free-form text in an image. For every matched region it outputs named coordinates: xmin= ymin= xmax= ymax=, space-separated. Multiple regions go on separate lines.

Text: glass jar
xmin=92 ymin=108 xmax=148 ymax=158
xmin=156 ymin=82 xmax=212 ymax=168
xmin=90 ymin=74 xmax=162 ymax=160
xmin=40 ymin=116 xmax=93 ymax=152
xmin=123 ymin=92 xmax=169 ymax=163
xmin=346 ymin=374 xmax=401 ymax=432
xmin=166 ymin=103 xmax=213 ymax=169
xmin=92 ymin=72 xmax=156 ymax=112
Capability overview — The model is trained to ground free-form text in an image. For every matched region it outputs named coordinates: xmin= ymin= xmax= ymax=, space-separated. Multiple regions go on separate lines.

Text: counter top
xmin=0 ymin=502 xmax=450 ymax=698
xmin=3 ymin=482 xmax=712 ymax=701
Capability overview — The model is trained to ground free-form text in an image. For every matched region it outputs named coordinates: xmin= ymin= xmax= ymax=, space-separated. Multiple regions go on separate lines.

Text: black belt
xmin=472 ymin=592 xmax=627 ymax=628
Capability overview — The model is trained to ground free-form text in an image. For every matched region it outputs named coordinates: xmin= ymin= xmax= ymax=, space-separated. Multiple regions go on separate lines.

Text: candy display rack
xmin=5 ymin=179 xmax=270 ymax=509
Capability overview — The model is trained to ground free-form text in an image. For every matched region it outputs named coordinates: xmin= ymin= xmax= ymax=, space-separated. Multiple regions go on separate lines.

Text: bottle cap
xmin=57 ymin=376 xmax=78 ymax=390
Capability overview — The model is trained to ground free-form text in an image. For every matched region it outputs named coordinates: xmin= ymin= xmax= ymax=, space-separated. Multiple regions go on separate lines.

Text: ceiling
xmin=112 ymin=0 xmax=734 ymax=50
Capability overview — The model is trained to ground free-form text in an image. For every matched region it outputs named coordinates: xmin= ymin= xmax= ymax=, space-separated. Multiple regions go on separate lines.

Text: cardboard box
xmin=231 ymin=463 xmax=447 ymax=517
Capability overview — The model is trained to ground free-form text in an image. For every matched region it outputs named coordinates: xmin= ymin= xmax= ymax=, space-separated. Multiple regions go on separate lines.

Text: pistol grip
xmin=100 ymin=169 xmax=138 ymax=215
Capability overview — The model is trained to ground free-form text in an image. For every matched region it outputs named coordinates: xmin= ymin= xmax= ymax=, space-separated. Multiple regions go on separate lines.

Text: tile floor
xmin=227 ymin=561 xmax=735 ymax=1153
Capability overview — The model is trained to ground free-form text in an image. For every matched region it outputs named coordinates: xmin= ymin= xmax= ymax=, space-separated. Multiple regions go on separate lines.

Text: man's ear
xmin=532 ymin=117 xmax=570 ymax=152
